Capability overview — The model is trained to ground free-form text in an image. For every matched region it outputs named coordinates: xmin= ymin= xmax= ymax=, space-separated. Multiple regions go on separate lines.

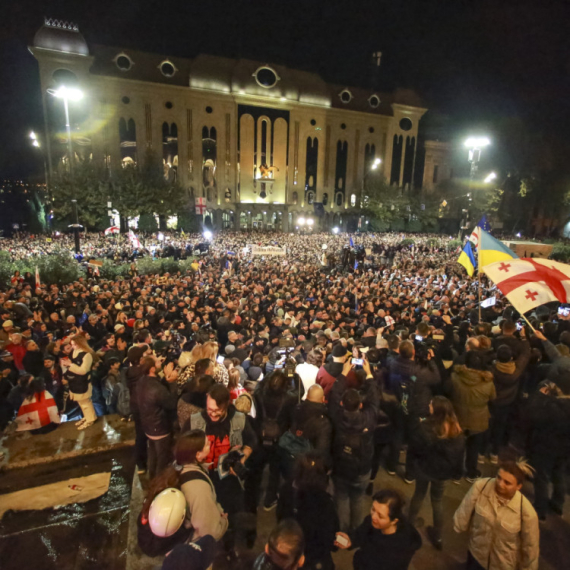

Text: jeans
xmin=244 ymin=444 xmax=281 ymax=512
xmin=489 ymin=403 xmax=512 ymax=455
xmin=132 ymin=412 xmax=148 ymax=471
xmin=387 ymin=415 xmax=416 ymax=479
xmin=408 ymin=476 xmax=445 ymax=541
xmin=531 ymin=452 xmax=567 ymax=517
xmin=147 ymin=434 xmax=172 ymax=479
xmin=465 ymin=430 xmax=487 ymax=478
xmin=333 ymin=471 xmax=370 ymax=532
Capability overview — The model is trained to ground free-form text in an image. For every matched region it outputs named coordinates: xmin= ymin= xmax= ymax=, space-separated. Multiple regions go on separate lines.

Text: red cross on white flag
xmin=16 ymin=390 xmax=60 ymax=431
xmin=195 ymin=197 xmax=207 ymax=215
xmin=483 ymin=257 xmax=570 ymax=314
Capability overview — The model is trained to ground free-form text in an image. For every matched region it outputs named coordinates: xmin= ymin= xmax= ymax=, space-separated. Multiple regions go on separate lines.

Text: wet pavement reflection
xmin=0 ymin=448 xmax=135 ymax=570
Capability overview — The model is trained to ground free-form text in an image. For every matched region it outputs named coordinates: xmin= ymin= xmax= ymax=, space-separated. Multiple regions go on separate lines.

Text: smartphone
xmin=516 ymin=322 xmax=523 ymax=331
xmin=433 ymin=334 xmax=445 ymax=341
xmin=558 ymin=306 xmax=570 ymax=317
xmin=216 ymin=355 xmax=225 ymax=364
xmin=415 ymin=335 xmax=423 ymax=341
xmin=335 ymin=533 xmax=349 ymax=547
xmin=351 ymin=358 xmax=363 ymax=366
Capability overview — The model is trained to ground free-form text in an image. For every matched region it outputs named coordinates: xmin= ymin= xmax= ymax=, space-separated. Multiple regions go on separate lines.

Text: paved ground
xmin=1 ymin=420 xmax=569 ymax=570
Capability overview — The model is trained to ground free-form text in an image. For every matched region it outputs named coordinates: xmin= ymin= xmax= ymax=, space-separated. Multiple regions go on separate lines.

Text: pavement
xmin=0 ymin=415 xmax=135 ymax=471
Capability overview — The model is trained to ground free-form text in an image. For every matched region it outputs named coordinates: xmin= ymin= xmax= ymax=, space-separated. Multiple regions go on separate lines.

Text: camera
xmin=222 ymin=450 xmax=248 ymax=480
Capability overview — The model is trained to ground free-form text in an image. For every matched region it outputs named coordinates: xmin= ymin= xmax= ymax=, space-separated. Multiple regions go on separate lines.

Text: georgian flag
xmin=128 ymin=230 xmax=141 ymax=249
xmin=16 ymin=390 xmax=60 ymax=431
xmin=35 ymin=266 xmax=40 ymax=289
xmin=483 ymin=257 xmax=570 ymax=314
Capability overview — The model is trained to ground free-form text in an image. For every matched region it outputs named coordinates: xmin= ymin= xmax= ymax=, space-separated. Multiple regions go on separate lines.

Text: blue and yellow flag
xmin=458 ymin=241 xmax=477 ymax=276
xmin=479 ymin=229 xmax=518 ymax=268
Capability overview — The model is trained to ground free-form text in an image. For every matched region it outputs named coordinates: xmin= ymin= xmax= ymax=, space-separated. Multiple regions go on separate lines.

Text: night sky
xmin=1 ymin=0 xmax=569 ymax=180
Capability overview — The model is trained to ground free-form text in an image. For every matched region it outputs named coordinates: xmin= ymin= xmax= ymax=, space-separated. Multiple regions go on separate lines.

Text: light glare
xmin=464 ymin=137 xmax=490 ymax=148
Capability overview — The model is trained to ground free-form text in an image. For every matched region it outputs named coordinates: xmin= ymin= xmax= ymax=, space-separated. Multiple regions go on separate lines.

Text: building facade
xmin=30 ymin=19 xmax=428 ymax=231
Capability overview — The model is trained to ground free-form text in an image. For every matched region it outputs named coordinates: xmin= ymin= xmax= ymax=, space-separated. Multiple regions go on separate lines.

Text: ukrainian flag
xmin=458 ymin=242 xmax=477 ymax=276
xmin=478 ymin=229 xmax=518 ymax=268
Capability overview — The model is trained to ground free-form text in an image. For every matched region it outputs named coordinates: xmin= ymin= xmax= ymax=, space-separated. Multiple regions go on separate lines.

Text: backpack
xmin=116 ymin=369 xmax=131 ymax=416
xmin=333 ymin=427 xmax=367 ymax=476
xmin=278 ymin=430 xmax=313 ymax=480
xmin=259 ymin=394 xmax=284 ymax=446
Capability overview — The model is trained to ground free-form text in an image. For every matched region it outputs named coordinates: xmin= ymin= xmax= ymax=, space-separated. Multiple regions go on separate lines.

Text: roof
xmin=33 ymin=19 xmax=89 ymax=56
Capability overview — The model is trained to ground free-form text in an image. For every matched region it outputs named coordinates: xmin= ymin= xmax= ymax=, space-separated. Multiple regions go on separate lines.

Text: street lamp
xmin=460 ymin=136 xmax=491 ymax=238
xmin=47 ymin=86 xmax=83 ymax=174
xmin=47 ymin=86 xmax=83 ymax=252
xmin=28 ymin=131 xmax=51 ymax=229
xmin=484 ymin=172 xmax=497 ymax=183
xmin=371 ymin=157 xmax=382 ymax=170
xmin=298 ymin=217 xmax=306 ymax=226
xmin=332 ymin=226 xmax=340 ymax=234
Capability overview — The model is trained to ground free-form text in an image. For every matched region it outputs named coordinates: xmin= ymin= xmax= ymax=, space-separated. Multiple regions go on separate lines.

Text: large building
xmin=30 ymin=18 xmax=428 ymax=231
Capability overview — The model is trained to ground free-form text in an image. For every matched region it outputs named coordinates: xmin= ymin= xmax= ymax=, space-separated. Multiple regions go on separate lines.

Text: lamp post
xmin=47 ymin=86 xmax=83 ymax=252
xmin=47 ymin=86 xmax=83 ymax=174
xmin=460 ymin=137 xmax=490 ymax=238
xmin=29 ymin=132 xmax=51 ymax=228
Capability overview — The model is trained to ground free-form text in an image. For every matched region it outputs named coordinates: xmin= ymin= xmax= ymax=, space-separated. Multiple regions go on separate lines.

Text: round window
xmin=161 ymin=62 xmax=176 ymax=77
xmin=206 ymin=106 xmax=213 ymax=114
xmin=369 ymin=95 xmax=380 ymax=108
xmin=122 ymin=96 xmax=130 ymax=105
xmin=340 ymin=123 xmax=347 ymax=130
xmin=400 ymin=118 xmax=413 ymax=131
xmin=255 ymin=67 xmax=278 ymax=88
xmin=310 ymin=119 xmax=316 ymax=126
xmin=339 ymin=90 xmax=352 ymax=103
xmin=165 ymin=101 xmax=173 ymax=109
xmin=368 ymin=127 xmax=374 ymax=133
xmin=116 ymin=55 xmax=132 ymax=71
xmin=52 ymin=69 xmax=78 ymax=86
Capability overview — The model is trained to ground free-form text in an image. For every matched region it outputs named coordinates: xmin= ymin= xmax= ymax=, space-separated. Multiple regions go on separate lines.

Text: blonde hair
xmin=70 ymin=334 xmax=98 ymax=363
xmin=202 ymin=341 xmax=219 ymax=362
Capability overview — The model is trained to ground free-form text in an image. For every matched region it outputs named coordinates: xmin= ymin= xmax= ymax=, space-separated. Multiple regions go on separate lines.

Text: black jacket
xmin=277 ymin=485 xmax=338 ymax=570
xmin=524 ymin=391 xmax=570 ymax=457
xmin=293 ymin=400 xmax=333 ymax=466
xmin=137 ymin=374 xmax=177 ymax=436
xmin=411 ymin=420 xmax=465 ymax=481
xmin=22 ymin=351 xmax=44 ymax=377
xmin=351 ymin=516 xmax=422 ymax=570
xmin=491 ymin=340 xmax=530 ymax=406
xmin=126 ymin=364 xmax=144 ymax=414
xmin=329 ymin=375 xmax=379 ymax=479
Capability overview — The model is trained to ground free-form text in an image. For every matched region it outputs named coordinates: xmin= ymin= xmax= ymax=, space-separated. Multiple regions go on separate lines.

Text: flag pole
xmin=478 ymin=241 xmax=482 ymax=321
xmin=520 ymin=313 xmax=536 ymax=333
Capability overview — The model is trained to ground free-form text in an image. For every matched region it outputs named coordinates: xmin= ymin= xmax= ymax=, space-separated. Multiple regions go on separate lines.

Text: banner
xmin=250 ymin=245 xmax=287 ymax=257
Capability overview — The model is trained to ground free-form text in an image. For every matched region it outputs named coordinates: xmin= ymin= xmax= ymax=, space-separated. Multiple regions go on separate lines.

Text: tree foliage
xmin=50 ymin=150 xmax=189 ymax=230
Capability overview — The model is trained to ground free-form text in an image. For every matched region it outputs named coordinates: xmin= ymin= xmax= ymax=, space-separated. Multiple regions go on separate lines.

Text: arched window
xmin=119 ymin=118 xmax=137 ymax=166
xmin=323 ymin=192 xmax=329 ymax=206
xmin=203 ymin=126 xmax=217 ymax=193
xmin=307 ymin=191 xmax=315 ymax=204
xmin=162 ymin=122 xmax=178 ymax=181
xmin=305 ymin=137 xmax=318 ymax=194
xmin=291 ymin=191 xmax=298 ymax=205
xmin=350 ymin=194 xmax=356 ymax=207
xmin=336 ymin=192 xmax=343 ymax=206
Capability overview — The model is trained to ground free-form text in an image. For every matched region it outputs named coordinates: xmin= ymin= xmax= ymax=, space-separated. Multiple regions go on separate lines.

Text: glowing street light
xmin=47 ymin=85 xmax=84 ymax=175
xmin=32 ymin=139 xmax=40 ymax=148
xmin=484 ymin=172 xmax=497 ymax=183
xmin=332 ymin=227 xmax=340 ymax=234
xmin=464 ymin=137 xmax=490 ymax=148
xmin=30 ymin=131 xmax=37 ymax=140
xmin=306 ymin=218 xmax=314 ymax=226
xmin=298 ymin=217 xmax=306 ymax=225
xmin=203 ymin=230 xmax=213 ymax=240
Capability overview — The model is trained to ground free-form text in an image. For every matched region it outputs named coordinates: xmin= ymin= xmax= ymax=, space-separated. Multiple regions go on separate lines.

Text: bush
xmin=390 ymin=218 xmax=406 ymax=232
xmin=161 ymin=257 xmax=180 ymax=275
xmin=99 ymin=260 xmax=129 ymax=280
xmin=551 ymin=244 xmax=570 ymax=262
xmin=447 ymin=239 xmax=463 ymax=251
xmin=178 ymin=210 xmax=201 ymax=233
xmin=138 ymin=213 xmax=158 ymax=232
xmin=401 ymin=238 xmax=415 ymax=246
xmin=405 ymin=219 xmax=422 ymax=233
xmin=135 ymin=256 xmax=163 ymax=276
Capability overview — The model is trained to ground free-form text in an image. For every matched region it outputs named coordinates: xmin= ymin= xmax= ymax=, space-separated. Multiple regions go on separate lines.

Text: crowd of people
xmin=1 ymin=229 xmax=569 ymax=570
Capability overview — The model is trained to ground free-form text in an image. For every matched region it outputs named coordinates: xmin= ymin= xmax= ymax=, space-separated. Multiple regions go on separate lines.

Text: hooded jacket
xmin=316 ymin=361 xmax=344 ymax=400
xmin=451 ymin=364 xmax=496 ymax=433
xmin=491 ymin=340 xmax=530 ymax=406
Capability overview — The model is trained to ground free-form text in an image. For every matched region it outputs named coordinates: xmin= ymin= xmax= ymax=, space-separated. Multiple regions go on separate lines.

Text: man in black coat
xmin=137 ymin=355 xmax=178 ymax=479
xmin=329 ymin=357 xmax=379 ymax=532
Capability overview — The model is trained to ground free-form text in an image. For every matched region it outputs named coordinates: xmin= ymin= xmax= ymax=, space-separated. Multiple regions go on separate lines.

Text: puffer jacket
xmin=454 ymin=477 xmax=539 ymax=570
xmin=451 ymin=365 xmax=496 ymax=433
xmin=491 ymin=340 xmax=530 ymax=406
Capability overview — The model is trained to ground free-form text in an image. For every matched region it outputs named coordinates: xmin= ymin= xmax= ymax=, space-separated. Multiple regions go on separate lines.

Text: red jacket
xmin=6 ymin=343 xmax=27 ymax=371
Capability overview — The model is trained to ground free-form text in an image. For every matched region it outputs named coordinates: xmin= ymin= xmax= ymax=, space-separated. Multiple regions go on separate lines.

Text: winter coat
xmin=22 ymin=350 xmax=44 ymax=377
xmin=277 ymin=485 xmax=339 ymax=570
xmin=451 ymin=365 xmax=496 ymax=433
xmin=316 ymin=361 xmax=344 ymax=400
xmin=329 ymin=375 xmax=379 ymax=479
xmin=179 ymin=463 xmax=228 ymax=541
xmin=541 ymin=339 xmax=570 ymax=394
xmin=523 ymin=391 xmax=570 ymax=458
xmin=126 ymin=364 xmax=144 ymax=414
xmin=351 ymin=516 xmax=422 ymax=570
xmin=293 ymin=399 xmax=333 ymax=466
xmin=454 ymin=477 xmax=539 ymax=570
xmin=491 ymin=340 xmax=530 ymax=406
xmin=411 ymin=420 xmax=465 ymax=481
xmin=137 ymin=374 xmax=177 ymax=437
